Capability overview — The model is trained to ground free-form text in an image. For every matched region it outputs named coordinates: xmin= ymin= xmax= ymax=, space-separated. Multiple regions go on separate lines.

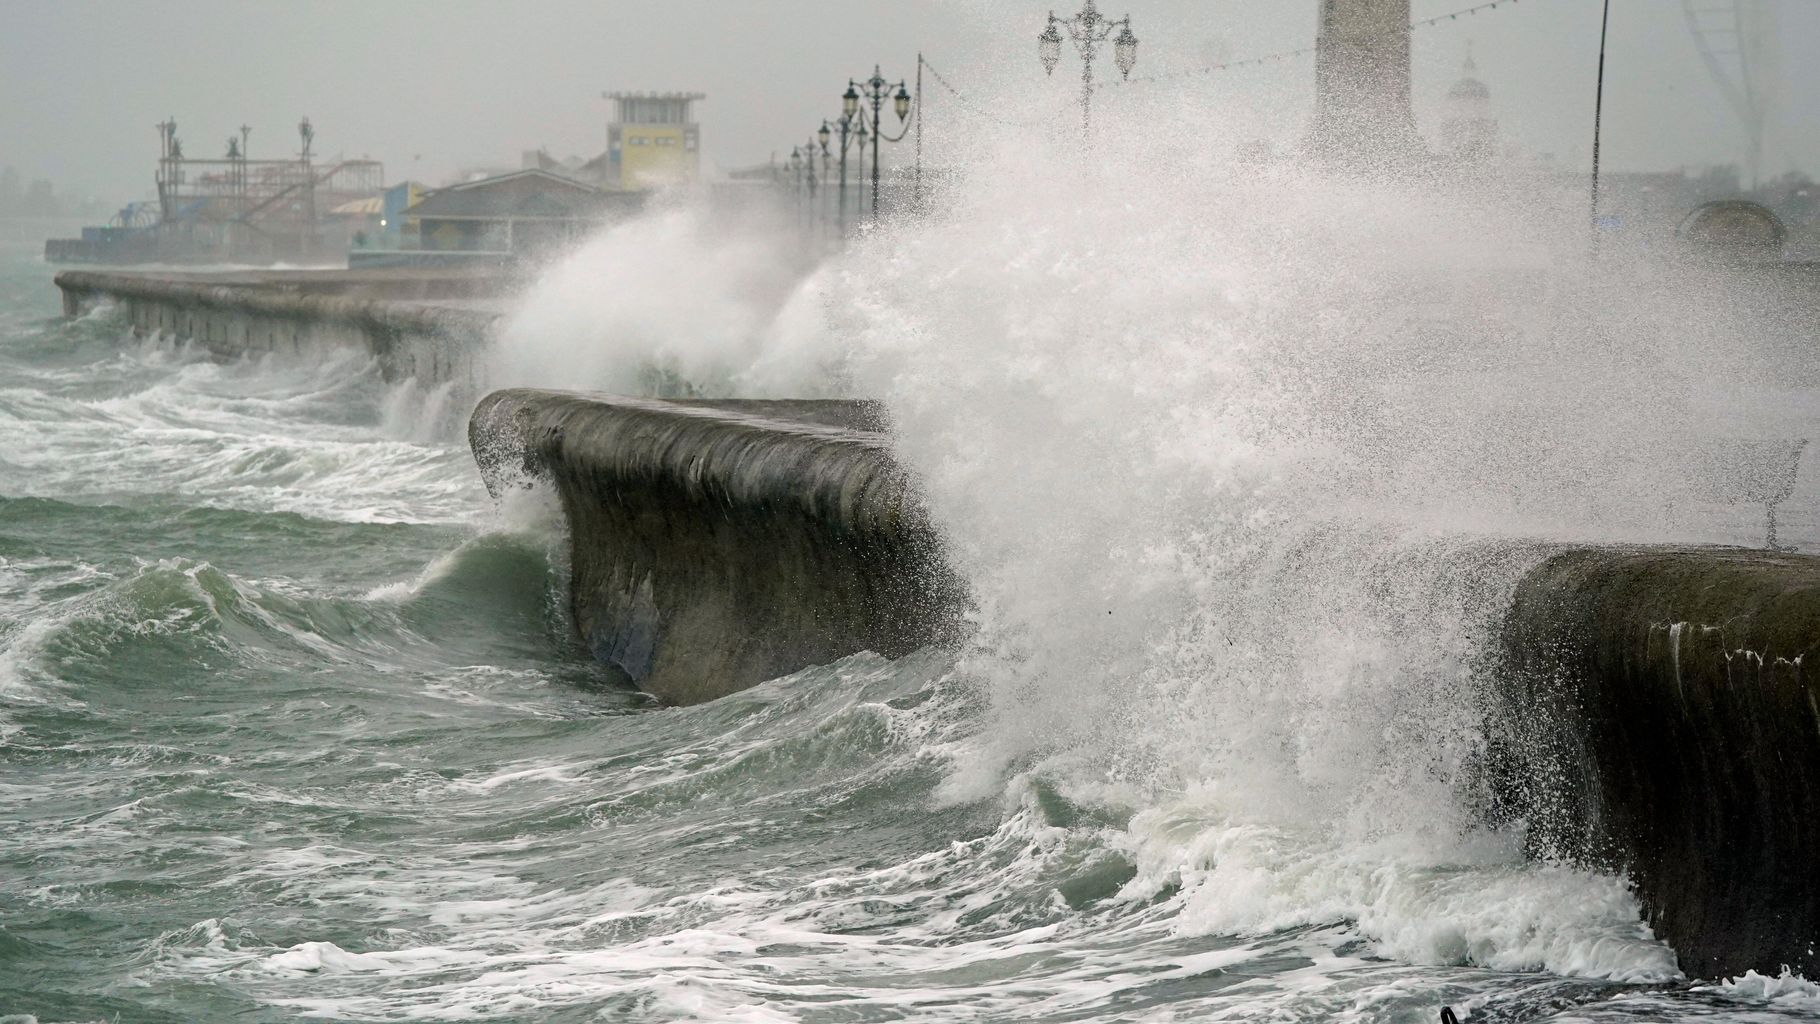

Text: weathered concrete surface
xmin=1497 ymin=547 xmax=1820 ymax=979
xmin=470 ymin=388 xmax=964 ymax=706
xmin=55 ymin=268 xmax=509 ymax=382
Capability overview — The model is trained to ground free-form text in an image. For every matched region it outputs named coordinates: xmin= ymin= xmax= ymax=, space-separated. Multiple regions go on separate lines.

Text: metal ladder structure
xmin=1680 ymin=0 xmax=1777 ymax=188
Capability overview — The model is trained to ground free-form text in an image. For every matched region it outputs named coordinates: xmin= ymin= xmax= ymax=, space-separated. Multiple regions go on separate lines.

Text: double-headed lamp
xmin=1038 ymin=23 xmax=1063 ymax=75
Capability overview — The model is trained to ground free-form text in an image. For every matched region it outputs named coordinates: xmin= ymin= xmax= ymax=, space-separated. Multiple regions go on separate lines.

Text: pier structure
xmin=46 ymin=117 xmax=385 ymax=265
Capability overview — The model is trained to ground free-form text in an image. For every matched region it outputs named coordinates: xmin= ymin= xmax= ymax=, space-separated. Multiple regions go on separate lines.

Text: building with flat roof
xmin=405 ymin=168 xmax=642 ymax=257
xmin=604 ymin=91 xmax=704 ymax=191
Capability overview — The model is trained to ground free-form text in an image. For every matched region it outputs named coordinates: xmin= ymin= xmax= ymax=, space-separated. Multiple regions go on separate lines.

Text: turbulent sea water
xmin=3 ymin=229 xmax=1820 ymax=1024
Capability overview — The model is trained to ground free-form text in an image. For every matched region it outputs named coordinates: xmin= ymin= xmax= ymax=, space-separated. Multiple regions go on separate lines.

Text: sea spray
xmin=477 ymin=109 xmax=1811 ymax=978
xmin=817 ymin=134 xmax=1800 ymax=973
xmin=492 ymin=196 xmax=840 ymax=399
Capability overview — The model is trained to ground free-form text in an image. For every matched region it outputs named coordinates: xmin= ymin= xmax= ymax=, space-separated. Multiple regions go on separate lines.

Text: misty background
xmin=2 ymin=0 xmax=1817 ymax=211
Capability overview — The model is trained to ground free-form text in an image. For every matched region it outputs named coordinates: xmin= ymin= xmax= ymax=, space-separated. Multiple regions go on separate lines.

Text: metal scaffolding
xmin=151 ymin=116 xmax=383 ymax=249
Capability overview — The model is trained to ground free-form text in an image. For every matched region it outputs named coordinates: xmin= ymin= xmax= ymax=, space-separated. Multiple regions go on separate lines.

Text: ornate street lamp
xmin=790 ymin=140 xmax=819 ymax=197
xmin=1039 ymin=0 xmax=1137 ymax=141
xmin=823 ymin=117 xmax=849 ymax=233
xmin=847 ymin=65 xmax=915 ymax=218
xmin=822 ymin=110 xmax=881 ymax=235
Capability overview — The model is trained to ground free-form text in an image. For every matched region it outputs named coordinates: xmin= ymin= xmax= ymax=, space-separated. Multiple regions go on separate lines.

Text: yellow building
xmin=604 ymin=92 xmax=704 ymax=191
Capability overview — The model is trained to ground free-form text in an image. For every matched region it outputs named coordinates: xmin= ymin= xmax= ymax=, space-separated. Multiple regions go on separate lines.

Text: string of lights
xmin=1117 ymin=0 xmax=1523 ymax=87
xmin=918 ymin=57 xmax=1036 ymax=129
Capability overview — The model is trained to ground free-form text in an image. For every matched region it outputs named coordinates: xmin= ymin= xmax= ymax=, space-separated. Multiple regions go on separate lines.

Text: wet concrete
xmin=1497 ymin=547 xmax=1820 ymax=979
xmin=470 ymin=388 xmax=964 ymax=706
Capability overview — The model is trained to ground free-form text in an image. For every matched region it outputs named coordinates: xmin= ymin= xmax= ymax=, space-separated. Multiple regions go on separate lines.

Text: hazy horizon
xmin=3 ymin=0 xmax=1817 ymax=207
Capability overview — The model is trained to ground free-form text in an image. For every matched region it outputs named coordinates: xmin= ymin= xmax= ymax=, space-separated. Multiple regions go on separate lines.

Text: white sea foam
xmin=264 ymin=940 xmax=491 ymax=975
xmin=0 ymin=320 xmax=486 ymax=524
xmin=1700 ymin=969 xmax=1820 ymax=1009
xmin=363 ymin=542 xmax=475 ymax=603
xmin=1119 ymin=793 xmax=1677 ymax=981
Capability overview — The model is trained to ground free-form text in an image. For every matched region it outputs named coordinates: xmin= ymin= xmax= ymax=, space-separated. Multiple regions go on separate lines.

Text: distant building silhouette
xmin=1439 ymin=48 xmax=1498 ymax=164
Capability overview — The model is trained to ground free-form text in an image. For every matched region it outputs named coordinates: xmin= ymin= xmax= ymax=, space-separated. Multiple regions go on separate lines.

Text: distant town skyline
xmin=3 ymin=0 xmax=1816 ymax=207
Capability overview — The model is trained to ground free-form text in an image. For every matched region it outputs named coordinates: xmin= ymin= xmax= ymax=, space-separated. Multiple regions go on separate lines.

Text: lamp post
xmin=789 ymin=146 xmax=805 ymax=230
xmin=855 ymin=117 xmax=870 ymax=210
xmin=789 ymin=143 xmax=820 ymax=197
xmin=298 ymin=116 xmax=317 ymax=245
xmin=1039 ymin=0 xmax=1138 ymax=143
xmin=1589 ymin=0 xmax=1613 ymax=256
xmin=847 ymin=66 xmax=914 ymax=218
xmin=791 ymin=137 xmax=828 ymax=238
xmin=804 ymin=135 xmax=821 ymax=200
xmin=822 ymin=111 xmax=873 ymax=235
xmin=822 ymin=117 xmax=848 ymax=233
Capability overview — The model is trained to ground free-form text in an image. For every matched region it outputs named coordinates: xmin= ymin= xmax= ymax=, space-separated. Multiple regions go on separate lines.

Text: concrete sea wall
xmin=55 ymin=268 xmax=505 ymax=383
xmin=467 ymin=388 xmax=1820 ymax=976
xmin=1497 ymin=548 xmax=1820 ymax=979
xmin=470 ymin=388 xmax=964 ymax=706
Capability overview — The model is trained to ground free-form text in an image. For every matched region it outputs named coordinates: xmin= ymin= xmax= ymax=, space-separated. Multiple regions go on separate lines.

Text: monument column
xmin=1308 ymin=0 xmax=1424 ymax=162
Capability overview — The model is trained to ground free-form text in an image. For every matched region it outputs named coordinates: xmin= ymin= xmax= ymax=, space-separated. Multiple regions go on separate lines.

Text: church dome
xmin=1448 ymin=76 xmax=1490 ymax=102
xmin=1447 ymin=53 xmax=1490 ymax=102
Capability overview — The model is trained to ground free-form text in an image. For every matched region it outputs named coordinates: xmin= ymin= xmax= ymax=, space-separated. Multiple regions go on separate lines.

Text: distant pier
xmin=54 ymin=267 xmax=510 ymax=382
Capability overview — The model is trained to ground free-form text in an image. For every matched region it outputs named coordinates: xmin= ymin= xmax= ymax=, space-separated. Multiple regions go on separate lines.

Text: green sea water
xmin=2 ymin=245 xmax=1817 ymax=1023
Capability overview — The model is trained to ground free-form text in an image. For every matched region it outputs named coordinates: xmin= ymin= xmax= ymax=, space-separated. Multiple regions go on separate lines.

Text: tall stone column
xmin=1308 ymin=0 xmax=1424 ymax=163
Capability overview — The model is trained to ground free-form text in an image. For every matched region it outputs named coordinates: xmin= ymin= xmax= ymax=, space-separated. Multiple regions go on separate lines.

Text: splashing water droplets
xmin=465 ymin=84 xmax=1820 ymax=986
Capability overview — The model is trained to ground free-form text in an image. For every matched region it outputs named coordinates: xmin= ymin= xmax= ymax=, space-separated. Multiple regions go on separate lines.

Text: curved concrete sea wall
xmin=469 ymin=389 xmax=964 ymax=706
xmin=468 ymin=388 xmax=1819 ymax=975
xmin=56 ymin=269 xmax=502 ymax=382
xmin=1498 ymin=548 xmax=1820 ymax=978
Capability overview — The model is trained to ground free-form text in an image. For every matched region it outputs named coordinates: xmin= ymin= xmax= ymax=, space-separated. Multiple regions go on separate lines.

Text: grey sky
xmin=3 ymin=0 xmax=1815 ymax=205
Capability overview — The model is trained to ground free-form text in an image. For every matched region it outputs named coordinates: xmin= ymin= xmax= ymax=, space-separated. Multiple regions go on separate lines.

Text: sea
xmin=4 ymin=168 xmax=1820 ymax=1024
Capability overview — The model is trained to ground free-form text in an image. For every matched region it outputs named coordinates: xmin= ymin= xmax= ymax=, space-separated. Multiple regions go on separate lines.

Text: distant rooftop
xmin=407 ymin=169 xmax=639 ymax=220
xmin=604 ymin=92 xmax=706 ymax=126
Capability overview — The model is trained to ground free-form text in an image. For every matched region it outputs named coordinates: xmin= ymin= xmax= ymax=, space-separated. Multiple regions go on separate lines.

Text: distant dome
xmin=1439 ymin=48 xmax=1498 ymax=162
xmin=1448 ymin=76 xmax=1490 ymax=102
xmin=1447 ymin=52 xmax=1490 ymax=103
